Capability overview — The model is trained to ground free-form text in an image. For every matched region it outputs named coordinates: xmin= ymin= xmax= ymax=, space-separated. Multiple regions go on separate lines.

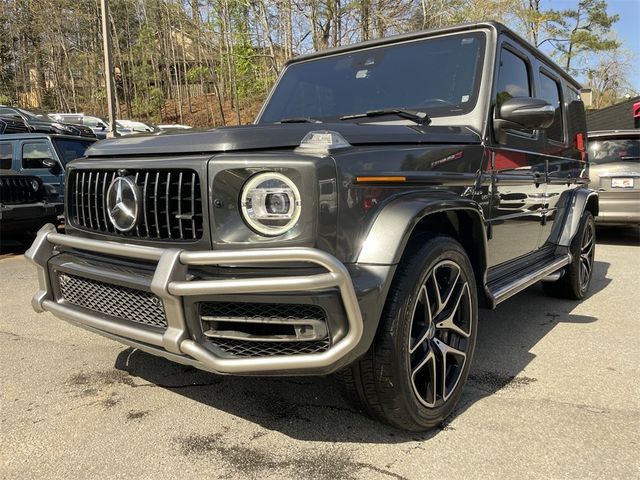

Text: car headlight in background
xmin=240 ymin=172 xmax=301 ymax=236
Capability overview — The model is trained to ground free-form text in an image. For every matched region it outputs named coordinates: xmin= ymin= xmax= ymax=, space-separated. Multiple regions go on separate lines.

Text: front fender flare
xmin=356 ymin=194 xmax=488 ymax=265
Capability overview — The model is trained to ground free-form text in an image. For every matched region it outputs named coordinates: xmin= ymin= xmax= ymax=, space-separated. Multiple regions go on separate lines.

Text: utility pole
xmin=100 ymin=0 xmax=118 ymax=137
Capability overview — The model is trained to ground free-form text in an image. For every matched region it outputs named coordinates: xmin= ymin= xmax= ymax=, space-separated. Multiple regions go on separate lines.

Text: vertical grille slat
xmin=87 ymin=171 xmax=94 ymax=229
xmin=142 ymin=172 xmax=149 ymax=238
xmin=165 ymin=172 xmax=172 ymax=239
xmin=68 ymin=169 xmax=202 ymax=241
xmin=153 ymin=172 xmax=161 ymax=238
xmin=134 ymin=172 xmax=140 ymax=237
xmin=177 ymin=171 xmax=184 ymax=239
xmin=80 ymin=171 xmax=86 ymax=226
xmin=190 ymin=172 xmax=196 ymax=240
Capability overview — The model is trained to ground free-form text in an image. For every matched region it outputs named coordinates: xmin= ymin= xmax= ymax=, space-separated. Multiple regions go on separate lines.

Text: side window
xmin=22 ymin=143 xmax=55 ymax=169
xmin=0 ymin=142 xmax=13 ymax=170
xmin=496 ymin=48 xmax=531 ymax=107
xmin=539 ymin=72 xmax=564 ymax=142
xmin=82 ymin=117 xmax=100 ymax=127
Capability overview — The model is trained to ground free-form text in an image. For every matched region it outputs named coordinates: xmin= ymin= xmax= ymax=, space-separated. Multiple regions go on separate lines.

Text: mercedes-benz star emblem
xmin=106 ymin=176 xmax=139 ymax=232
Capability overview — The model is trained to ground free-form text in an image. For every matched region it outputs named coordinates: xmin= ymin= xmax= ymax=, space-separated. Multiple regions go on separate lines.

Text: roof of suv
xmin=287 ymin=21 xmax=581 ymax=89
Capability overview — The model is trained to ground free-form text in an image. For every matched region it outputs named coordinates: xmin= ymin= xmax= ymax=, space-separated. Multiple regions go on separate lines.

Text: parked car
xmin=0 ymin=173 xmax=61 ymax=242
xmin=25 ymin=22 xmax=597 ymax=431
xmin=0 ymin=107 xmax=96 ymax=139
xmin=157 ymin=124 xmax=193 ymax=131
xmin=49 ymin=113 xmax=109 ymax=139
xmin=0 ymin=133 xmax=95 ymax=206
xmin=116 ymin=119 xmax=159 ymax=135
xmin=0 ymin=116 xmax=30 ymax=134
xmin=587 ymin=130 xmax=640 ymax=226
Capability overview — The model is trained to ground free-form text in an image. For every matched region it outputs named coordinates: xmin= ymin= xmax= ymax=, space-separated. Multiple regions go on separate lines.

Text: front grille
xmin=200 ymin=302 xmax=327 ymax=322
xmin=210 ymin=338 xmax=331 ymax=357
xmin=0 ymin=175 xmax=44 ymax=204
xmin=68 ymin=169 xmax=203 ymax=240
xmin=57 ymin=273 xmax=167 ymax=329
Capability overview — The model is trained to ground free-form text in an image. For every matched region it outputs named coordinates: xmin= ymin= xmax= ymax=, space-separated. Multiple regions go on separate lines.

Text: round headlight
xmin=240 ymin=172 xmax=301 ymax=236
xmin=30 ymin=179 xmax=39 ymax=191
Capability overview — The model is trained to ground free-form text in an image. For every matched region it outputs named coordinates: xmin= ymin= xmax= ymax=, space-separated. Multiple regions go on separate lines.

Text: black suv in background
xmin=1 ymin=173 xmax=60 ymax=243
xmin=26 ymin=22 xmax=597 ymax=431
xmin=0 ymin=107 xmax=96 ymax=139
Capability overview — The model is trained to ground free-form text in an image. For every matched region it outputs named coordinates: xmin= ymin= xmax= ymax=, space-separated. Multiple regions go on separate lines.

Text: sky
xmin=539 ymin=0 xmax=640 ymax=93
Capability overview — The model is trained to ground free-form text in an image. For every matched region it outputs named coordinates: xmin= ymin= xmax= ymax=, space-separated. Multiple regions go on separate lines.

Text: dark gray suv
xmin=26 ymin=22 xmax=597 ymax=431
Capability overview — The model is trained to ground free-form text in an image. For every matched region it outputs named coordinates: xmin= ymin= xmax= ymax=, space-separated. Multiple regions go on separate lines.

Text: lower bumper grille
xmin=210 ymin=338 xmax=331 ymax=357
xmin=200 ymin=302 xmax=330 ymax=357
xmin=57 ymin=273 xmax=167 ymax=329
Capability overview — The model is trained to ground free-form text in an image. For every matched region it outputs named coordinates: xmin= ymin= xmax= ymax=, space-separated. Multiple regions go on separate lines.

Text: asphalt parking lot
xmin=1 ymin=227 xmax=639 ymax=480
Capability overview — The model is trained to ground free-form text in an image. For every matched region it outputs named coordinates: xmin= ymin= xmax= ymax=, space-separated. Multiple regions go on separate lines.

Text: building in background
xmin=586 ymin=96 xmax=640 ymax=130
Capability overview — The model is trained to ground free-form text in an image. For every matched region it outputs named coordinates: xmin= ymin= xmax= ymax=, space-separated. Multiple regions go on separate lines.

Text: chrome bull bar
xmin=25 ymin=224 xmax=364 ymax=374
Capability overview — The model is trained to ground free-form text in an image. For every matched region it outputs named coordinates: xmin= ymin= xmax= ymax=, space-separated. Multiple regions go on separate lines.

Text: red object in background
xmin=634 ymin=101 xmax=640 ymax=129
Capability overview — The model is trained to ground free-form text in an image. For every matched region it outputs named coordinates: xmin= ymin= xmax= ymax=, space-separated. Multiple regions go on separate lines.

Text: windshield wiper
xmin=277 ymin=117 xmax=323 ymax=124
xmin=340 ymin=108 xmax=431 ymax=125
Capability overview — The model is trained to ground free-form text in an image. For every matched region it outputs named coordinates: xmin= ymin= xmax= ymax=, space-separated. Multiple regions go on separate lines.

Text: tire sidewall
xmin=384 ymin=237 xmax=478 ymax=428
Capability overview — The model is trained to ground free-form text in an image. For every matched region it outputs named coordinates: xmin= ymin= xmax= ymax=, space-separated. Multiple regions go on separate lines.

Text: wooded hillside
xmin=0 ymin=0 xmax=632 ymax=127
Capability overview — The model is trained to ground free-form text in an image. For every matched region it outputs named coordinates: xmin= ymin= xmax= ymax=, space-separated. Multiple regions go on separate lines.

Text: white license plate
xmin=611 ymin=177 xmax=634 ymax=188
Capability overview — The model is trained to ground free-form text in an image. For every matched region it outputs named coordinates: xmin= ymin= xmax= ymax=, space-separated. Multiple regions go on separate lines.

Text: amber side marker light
xmin=355 ymin=176 xmax=407 ymax=183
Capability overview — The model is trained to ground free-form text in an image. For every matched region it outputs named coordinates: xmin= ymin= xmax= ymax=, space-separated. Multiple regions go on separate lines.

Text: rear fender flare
xmin=557 ymin=188 xmax=598 ymax=247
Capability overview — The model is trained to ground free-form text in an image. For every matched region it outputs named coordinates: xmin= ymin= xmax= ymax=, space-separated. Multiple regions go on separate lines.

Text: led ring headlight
xmin=240 ymin=172 xmax=301 ymax=236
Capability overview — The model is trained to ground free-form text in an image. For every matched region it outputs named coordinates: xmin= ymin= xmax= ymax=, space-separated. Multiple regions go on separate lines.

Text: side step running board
xmin=490 ymin=254 xmax=571 ymax=305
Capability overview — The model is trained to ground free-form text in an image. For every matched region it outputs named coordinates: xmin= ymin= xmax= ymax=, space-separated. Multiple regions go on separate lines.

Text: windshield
xmin=52 ymin=138 xmax=95 ymax=165
xmin=258 ymin=32 xmax=486 ymax=124
xmin=588 ymin=138 xmax=640 ymax=164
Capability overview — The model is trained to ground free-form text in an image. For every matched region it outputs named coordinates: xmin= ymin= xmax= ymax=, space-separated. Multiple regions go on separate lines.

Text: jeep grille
xmin=67 ymin=169 xmax=203 ymax=240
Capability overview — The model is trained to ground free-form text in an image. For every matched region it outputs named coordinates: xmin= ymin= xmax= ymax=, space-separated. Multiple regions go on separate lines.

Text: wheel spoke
xmin=433 ymin=337 xmax=466 ymax=401
xmin=431 ymin=263 xmax=461 ymax=316
xmin=410 ymin=347 xmax=437 ymax=407
xmin=409 ymin=286 xmax=432 ymax=354
xmin=435 ymin=282 xmax=470 ymax=338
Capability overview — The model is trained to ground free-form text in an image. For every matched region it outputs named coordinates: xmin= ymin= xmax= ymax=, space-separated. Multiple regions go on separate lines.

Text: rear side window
xmin=22 ymin=143 xmax=55 ymax=169
xmin=496 ymin=48 xmax=531 ymax=106
xmin=0 ymin=143 xmax=13 ymax=170
xmin=539 ymin=72 xmax=564 ymax=142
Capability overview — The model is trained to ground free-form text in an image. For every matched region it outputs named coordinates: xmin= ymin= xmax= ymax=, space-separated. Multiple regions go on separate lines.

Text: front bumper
xmin=26 ymin=224 xmax=365 ymax=375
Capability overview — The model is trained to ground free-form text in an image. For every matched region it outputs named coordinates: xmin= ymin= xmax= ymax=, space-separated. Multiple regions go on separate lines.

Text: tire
xmin=338 ymin=235 xmax=478 ymax=431
xmin=543 ymin=211 xmax=595 ymax=300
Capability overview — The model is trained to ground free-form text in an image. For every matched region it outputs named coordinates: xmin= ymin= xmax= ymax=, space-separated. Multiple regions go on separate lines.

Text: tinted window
xmin=588 ymin=138 xmax=640 ymax=164
xmin=539 ymin=72 xmax=564 ymax=142
xmin=0 ymin=142 xmax=13 ymax=170
xmin=52 ymin=138 xmax=94 ymax=164
xmin=259 ymin=32 xmax=486 ymax=122
xmin=82 ymin=117 xmax=103 ymax=127
xmin=22 ymin=143 xmax=55 ymax=169
xmin=496 ymin=48 xmax=531 ymax=106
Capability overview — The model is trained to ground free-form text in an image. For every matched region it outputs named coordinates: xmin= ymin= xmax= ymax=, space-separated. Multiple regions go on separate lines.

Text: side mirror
xmin=495 ymin=97 xmax=555 ymax=132
xmin=42 ymin=158 xmax=63 ymax=175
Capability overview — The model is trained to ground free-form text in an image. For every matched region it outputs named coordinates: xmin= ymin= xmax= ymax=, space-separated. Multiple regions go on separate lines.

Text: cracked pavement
xmin=1 ymin=227 xmax=639 ymax=479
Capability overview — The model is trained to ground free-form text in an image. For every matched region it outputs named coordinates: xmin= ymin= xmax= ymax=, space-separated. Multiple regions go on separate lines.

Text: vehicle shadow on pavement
xmin=595 ymin=226 xmax=640 ymax=246
xmin=0 ymin=238 xmax=28 ymax=257
xmin=114 ymin=260 xmax=610 ymax=443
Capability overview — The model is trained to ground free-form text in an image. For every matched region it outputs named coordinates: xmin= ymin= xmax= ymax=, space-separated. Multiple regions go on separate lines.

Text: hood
xmin=85 ymin=123 xmax=481 ymax=157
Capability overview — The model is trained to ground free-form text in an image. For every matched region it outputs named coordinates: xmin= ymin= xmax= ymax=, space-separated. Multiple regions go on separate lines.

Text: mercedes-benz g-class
xmin=26 ymin=22 xmax=597 ymax=430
